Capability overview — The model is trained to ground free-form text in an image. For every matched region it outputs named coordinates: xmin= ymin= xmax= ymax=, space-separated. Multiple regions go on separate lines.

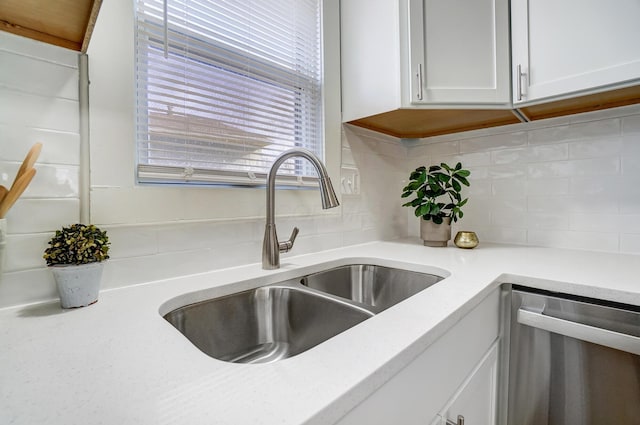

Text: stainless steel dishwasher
xmin=507 ymin=285 xmax=640 ymax=425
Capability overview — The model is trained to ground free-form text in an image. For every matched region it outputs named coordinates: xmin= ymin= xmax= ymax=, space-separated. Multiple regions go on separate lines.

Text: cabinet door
xmin=431 ymin=342 xmax=499 ymax=425
xmin=334 ymin=289 xmax=500 ymax=425
xmin=512 ymin=0 xmax=640 ymax=105
xmin=408 ymin=0 xmax=510 ymax=105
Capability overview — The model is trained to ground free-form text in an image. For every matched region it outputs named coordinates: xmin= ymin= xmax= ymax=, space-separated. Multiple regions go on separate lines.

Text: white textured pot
xmin=420 ymin=217 xmax=452 ymax=247
xmin=50 ymin=262 xmax=105 ymax=308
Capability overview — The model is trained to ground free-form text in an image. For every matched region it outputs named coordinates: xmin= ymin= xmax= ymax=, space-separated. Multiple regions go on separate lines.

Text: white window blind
xmin=135 ymin=0 xmax=323 ymax=186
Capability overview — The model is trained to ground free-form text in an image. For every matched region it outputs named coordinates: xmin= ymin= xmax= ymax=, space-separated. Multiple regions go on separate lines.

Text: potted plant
xmin=401 ymin=163 xmax=470 ymax=246
xmin=43 ymin=224 xmax=110 ymax=308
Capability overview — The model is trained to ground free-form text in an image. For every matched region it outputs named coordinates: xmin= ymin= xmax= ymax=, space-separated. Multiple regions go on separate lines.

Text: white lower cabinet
xmin=430 ymin=342 xmax=499 ymax=425
xmin=335 ymin=289 xmax=500 ymax=425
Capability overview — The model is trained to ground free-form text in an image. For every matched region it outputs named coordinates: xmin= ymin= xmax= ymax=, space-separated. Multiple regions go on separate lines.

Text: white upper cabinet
xmin=408 ymin=0 xmax=510 ymax=106
xmin=511 ymin=0 xmax=640 ymax=105
xmin=341 ymin=0 xmax=511 ymax=122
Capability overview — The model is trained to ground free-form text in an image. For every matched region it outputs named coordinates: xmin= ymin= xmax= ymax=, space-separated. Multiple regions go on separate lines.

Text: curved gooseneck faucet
xmin=262 ymin=148 xmax=340 ymax=269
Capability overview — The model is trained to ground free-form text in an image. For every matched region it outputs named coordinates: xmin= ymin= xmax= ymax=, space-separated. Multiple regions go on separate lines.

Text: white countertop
xmin=2 ymin=240 xmax=639 ymax=425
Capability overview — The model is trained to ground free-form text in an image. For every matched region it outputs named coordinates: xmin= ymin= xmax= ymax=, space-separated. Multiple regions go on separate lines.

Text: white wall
xmin=0 ymin=22 xmax=408 ymax=308
xmin=406 ymin=104 xmax=640 ymax=253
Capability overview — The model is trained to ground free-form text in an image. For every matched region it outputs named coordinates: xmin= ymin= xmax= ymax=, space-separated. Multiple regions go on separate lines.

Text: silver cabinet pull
xmin=516 ymin=64 xmax=525 ymax=101
xmin=416 ymin=63 xmax=424 ymax=100
xmin=518 ymin=309 xmax=640 ymax=355
xmin=446 ymin=415 xmax=465 ymax=425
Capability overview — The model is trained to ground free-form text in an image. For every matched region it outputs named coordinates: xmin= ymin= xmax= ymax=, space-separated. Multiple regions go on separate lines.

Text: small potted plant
xmin=401 ymin=163 xmax=470 ymax=246
xmin=43 ymin=224 xmax=110 ymax=308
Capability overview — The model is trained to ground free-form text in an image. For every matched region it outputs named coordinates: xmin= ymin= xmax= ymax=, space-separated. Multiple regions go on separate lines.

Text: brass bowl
xmin=454 ymin=231 xmax=479 ymax=249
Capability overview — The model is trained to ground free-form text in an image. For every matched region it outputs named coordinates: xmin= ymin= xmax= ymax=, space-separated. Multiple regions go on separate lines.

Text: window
xmin=135 ymin=0 xmax=323 ymax=186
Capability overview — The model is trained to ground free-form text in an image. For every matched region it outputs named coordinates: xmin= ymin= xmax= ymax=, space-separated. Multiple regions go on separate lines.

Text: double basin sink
xmin=164 ymin=264 xmax=444 ymax=364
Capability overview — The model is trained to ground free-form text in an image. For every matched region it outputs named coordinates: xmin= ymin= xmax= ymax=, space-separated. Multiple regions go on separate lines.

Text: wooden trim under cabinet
xmin=346 ymin=109 xmax=522 ymax=139
xmin=0 ymin=0 xmax=102 ymax=52
xmin=346 ymin=85 xmax=640 ymax=139
xmin=518 ymin=84 xmax=640 ymax=121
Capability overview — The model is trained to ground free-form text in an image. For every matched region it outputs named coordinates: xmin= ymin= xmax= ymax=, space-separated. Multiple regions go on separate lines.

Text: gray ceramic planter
xmin=51 ymin=262 xmax=104 ymax=308
xmin=420 ymin=218 xmax=452 ymax=247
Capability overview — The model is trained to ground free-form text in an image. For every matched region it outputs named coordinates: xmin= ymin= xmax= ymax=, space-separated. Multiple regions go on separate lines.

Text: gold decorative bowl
xmin=454 ymin=231 xmax=479 ymax=249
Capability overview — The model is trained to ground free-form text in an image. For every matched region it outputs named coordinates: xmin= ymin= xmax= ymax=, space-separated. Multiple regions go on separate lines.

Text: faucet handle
xmin=278 ymin=227 xmax=299 ymax=253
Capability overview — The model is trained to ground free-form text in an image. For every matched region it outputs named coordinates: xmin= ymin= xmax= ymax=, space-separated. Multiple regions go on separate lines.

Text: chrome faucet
xmin=262 ymin=148 xmax=340 ymax=269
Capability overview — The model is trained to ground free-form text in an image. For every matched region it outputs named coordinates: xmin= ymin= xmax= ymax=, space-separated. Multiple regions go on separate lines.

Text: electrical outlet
xmin=341 ymin=168 xmax=360 ymax=195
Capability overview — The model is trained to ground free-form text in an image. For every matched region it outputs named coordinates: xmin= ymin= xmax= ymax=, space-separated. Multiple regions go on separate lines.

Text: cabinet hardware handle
xmin=416 ymin=63 xmax=424 ymax=100
xmin=516 ymin=64 xmax=525 ymax=101
xmin=446 ymin=415 xmax=465 ymax=425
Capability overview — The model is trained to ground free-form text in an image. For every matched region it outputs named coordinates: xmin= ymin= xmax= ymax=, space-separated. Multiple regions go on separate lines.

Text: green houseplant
xmin=401 ymin=163 xmax=470 ymax=246
xmin=43 ymin=224 xmax=110 ymax=308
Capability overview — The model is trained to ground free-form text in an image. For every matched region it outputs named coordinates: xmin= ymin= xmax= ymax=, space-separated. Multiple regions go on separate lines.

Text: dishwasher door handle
xmin=517 ymin=309 xmax=640 ymax=356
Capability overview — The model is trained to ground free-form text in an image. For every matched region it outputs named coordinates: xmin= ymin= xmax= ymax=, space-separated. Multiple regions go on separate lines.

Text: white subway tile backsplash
xmin=488 ymin=164 xmax=527 ymax=179
xmin=407 ymin=140 xmax=459 ymax=158
xmin=0 ymin=268 xmax=57 ymax=308
xmin=491 ymin=210 xmax=527 ymax=228
xmin=492 ymin=144 xmax=569 ymax=165
xmin=622 ymin=156 xmax=640 ymax=176
xmin=0 ymin=89 xmax=79 ymax=133
xmin=451 ymin=151 xmax=492 ymax=167
xmin=342 ymin=147 xmax=356 ymax=167
xmin=622 ymin=115 xmax=640 ymax=134
xmin=526 ymin=178 xmax=570 ymax=196
xmin=491 ymin=198 xmax=527 ymax=214
xmin=564 ymin=194 xmax=619 ymax=214
xmin=527 ymin=195 xmax=572 ymax=213
xmin=6 ymin=199 xmax=80 ymax=234
xmin=0 ymin=163 xmax=79 ymax=198
xmin=459 ymin=131 xmax=527 ymax=153
xmin=622 ymin=215 xmax=640 ymax=233
xmin=619 ymin=179 xmax=640 ymax=214
xmin=105 ymin=225 xmax=159 ymax=259
xmin=569 ymin=175 xmax=623 ymax=196
xmin=467 ymin=180 xmax=491 ymax=197
xmin=5 ymin=234 xmax=49 ymax=272
xmin=458 ymin=203 xmax=492 ymax=227
xmin=0 ymin=51 xmax=78 ymax=100
xmin=528 ymin=119 xmax=621 ymax=145
xmin=0 ymin=125 xmax=80 ymax=165
xmin=465 ymin=166 xmax=490 ymax=180
xmin=527 ymin=213 xmax=569 ymax=230
xmin=492 ymin=179 xmax=527 ymax=197
xmin=569 ymin=138 xmax=622 ymax=159
xmin=528 ymin=157 xmax=619 ymax=179
xmin=476 ymin=226 xmax=527 ymax=245
xmin=0 ymin=31 xmax=78 ymax=66
xmin=569 ymin=213 xmax=620 ymax=233
xmin=620 ymin=233 xmax=640 ymax=254
xmin=528 ymin=229 xmax=619 ymax=252
xmin=459 ymin=213 xmax=492 ymax=229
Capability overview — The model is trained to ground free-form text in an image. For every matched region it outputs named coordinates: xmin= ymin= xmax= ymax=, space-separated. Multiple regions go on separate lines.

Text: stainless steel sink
xmin=301 ymin=264 xmax=443 ymax=312
xmin=164 ymin=282 xmax=374 ymax=364
xmin=163 ymin=264 xmax=445 ymax=364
